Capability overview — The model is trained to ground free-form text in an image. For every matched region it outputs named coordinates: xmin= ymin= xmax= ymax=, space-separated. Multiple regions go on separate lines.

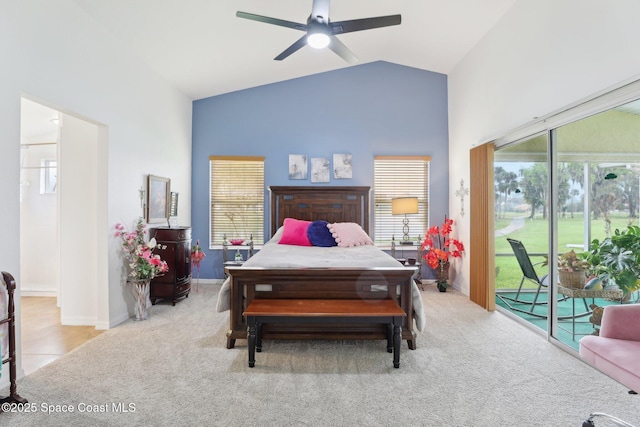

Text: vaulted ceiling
xmin=72 ymin=0 xmax=516 ymax=100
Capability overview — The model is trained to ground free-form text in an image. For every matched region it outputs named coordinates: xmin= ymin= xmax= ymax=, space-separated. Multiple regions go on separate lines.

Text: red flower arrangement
xmin=421 ymin=217 xmax=465 ymax=287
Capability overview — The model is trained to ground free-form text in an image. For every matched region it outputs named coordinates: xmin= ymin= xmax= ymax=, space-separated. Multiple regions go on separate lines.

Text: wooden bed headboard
xmin=269 ymin=186 xmax=370 ymax=236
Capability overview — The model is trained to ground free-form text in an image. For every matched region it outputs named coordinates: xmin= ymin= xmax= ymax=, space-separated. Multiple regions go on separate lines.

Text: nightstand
xmin=390 ymin=238 xmax=423 ymax=288
xmin=222 ymin=234 xmax=254 ymax=277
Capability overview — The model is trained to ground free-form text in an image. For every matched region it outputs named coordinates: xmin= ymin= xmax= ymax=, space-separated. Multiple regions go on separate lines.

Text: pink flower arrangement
xmin=114 ymin=218 xmax=169 ymax=280
xmin=421 ymin=216 xmax=465 ymax=271
xmin=191 ymin=240 xmax=206 ymax=268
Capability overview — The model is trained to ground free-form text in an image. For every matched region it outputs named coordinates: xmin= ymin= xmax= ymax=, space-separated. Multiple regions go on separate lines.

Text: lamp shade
xmin=392 ymin=197 xmax=419 ymax=215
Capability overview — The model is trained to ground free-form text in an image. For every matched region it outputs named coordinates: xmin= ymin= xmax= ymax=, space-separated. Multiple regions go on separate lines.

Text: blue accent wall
xmin=192 ymin=61 xmax=449 ymax=279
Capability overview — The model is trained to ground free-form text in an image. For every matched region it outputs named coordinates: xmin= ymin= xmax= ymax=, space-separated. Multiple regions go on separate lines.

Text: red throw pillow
xmin=278 ymin=218 xmax=312 ymax=246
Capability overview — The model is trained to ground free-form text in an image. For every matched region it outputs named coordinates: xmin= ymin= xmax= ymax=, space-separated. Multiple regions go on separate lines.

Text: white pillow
xmin=327 ymin=222 xmax=374 ymax=247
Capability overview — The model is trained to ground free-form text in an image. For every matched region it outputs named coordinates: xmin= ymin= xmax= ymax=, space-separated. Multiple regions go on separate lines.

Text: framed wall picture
xmin=333 ymin=153 xmax=353 ymax=179
xmin=169 ymin=192 xmax=179 ymax=217
xmin=288 ymin=154 xmax=308 ymax=180
xmin=147 ymin=175 xmax=170 ymax=223
xmin=311 ymin=157 xmax=330 ymax=183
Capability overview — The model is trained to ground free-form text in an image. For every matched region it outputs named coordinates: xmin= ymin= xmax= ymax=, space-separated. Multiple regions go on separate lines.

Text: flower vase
xmin=436 ymin=261 xmax=450 ymax=292
xmin=131 ymin=279 xmax=151 ymax=321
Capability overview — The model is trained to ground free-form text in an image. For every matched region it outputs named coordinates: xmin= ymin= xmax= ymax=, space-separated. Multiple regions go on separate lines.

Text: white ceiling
xmin=72 ymin=0 xmax=516 ymax=100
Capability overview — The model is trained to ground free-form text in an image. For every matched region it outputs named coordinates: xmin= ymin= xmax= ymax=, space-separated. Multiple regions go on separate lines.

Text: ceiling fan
xmin=236 ymin=0 xmax=401 ymax=63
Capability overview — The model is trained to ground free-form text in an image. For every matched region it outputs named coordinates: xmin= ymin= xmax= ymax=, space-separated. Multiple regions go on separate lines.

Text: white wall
xmin=20 ymin=143 xmax=57 ymax=295
xmin=448 ymin=0 xmax=640 ymax=295
xmin=0 ymin=0 xmax=192 ymax=384
xmin=59 ymin=114 xmax=98 ymax=325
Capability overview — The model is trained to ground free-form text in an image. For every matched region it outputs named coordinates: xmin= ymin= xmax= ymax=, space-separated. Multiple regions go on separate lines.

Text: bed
xmin=216 ymin=186 xmax=425 ymax=350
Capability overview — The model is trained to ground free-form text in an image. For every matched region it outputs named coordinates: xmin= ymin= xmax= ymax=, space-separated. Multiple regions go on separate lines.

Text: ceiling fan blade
xmin=310 ymin=0 xmax=330 ymax=24
xmin=236 ymin=11 xmax=306 ymax=31
xmin=328 ymin=36 xmax=357 ymax=64
xmin=274 ymin=35 xmax=308 ymax=61
xmin=331 ymin=15 xmax=401 ymax=34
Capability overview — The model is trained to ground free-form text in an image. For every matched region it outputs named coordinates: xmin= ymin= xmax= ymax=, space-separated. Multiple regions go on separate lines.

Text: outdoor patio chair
xmin=497 ymin=238 xmax=550 ymax=318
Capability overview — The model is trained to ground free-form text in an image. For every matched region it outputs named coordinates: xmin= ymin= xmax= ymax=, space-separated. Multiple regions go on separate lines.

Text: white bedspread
xmin=216 ymin=235 xmax=426 ymax=332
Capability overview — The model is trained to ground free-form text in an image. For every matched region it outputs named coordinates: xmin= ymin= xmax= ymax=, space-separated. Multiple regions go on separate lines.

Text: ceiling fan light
xmin=307 ymin=32 xmax=330 ymax=49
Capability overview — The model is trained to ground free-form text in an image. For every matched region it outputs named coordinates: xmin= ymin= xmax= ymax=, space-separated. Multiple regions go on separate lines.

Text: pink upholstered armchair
xmin=579 ymin=303 xmax=640 ymax=394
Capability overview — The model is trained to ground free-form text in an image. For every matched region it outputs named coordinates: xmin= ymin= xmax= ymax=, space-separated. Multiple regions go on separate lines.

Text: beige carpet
xmin=1 ymin=282 xmax=638 ymax=427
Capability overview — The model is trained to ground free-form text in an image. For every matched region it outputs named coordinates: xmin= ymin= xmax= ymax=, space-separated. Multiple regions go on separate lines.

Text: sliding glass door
xmin=494 ymin=97 xmax=640 ymax=350
xmin=552 ymin=101 xmax=640 ymax=349
xmin=494 ymin=133 xmax=550 ymax=329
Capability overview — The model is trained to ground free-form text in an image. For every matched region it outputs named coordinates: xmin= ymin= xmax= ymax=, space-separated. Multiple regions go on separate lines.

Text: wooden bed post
xmin=0 ymin=271 xmax=28 ymax=409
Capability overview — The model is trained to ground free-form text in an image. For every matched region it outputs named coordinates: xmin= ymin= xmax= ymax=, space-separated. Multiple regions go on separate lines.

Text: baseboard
xmin=20 ymin=289 xmax=57 ymax=297
xmin=95 ymin=319 xmax=113 ymax=330
xmin=109 ymin=311 xmax=131 ymax=329
xmin=192 ymin=278 xmax=222 ymax=285
xmin=60 ymin=315 xmax=97 ymax=326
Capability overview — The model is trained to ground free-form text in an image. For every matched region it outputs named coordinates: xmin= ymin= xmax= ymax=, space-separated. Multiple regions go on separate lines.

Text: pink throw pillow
xmin=327 ymin=222 xmax=374 ymax=247
xmin=278 ymin=218 xmax=312 ymax=246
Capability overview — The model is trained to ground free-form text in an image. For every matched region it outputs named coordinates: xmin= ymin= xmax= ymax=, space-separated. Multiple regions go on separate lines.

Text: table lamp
xmin=392 ymin=197 xmax=419 ymax=244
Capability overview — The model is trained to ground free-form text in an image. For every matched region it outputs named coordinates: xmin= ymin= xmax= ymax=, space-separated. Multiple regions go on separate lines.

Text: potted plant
xmin=556 ymin=250 xmax=591 ymax=289
xmin=584 ymin=225 xmax=640 ymax=299
xmin=421 ymin=216 xmax=465 ymax=292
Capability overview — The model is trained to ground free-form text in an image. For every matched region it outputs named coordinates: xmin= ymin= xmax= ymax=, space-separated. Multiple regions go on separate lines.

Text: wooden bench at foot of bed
xmin=243 ymin=299 xmax=406 ymax=369
xmin=226 ymin=267 xmax=418 ymax=350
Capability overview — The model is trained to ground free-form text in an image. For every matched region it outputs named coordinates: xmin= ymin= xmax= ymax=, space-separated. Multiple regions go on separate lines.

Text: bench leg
xmin=247 ymin=316 xmax=257 ymax=368
xmin=393 ymin=317 xmax=402 ymax=369
xmin=256 ymin=322 xmax=263 ymax=353
xmin=386 ymin=324 xmax=393 ymax=353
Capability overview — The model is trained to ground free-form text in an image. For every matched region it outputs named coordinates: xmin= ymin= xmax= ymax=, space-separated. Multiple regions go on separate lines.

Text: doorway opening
xmin=19 ymin=97 xmax=104 ymax=374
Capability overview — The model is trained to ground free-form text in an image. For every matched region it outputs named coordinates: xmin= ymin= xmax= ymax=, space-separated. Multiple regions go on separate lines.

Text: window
xmin=374 ymin=156 xmax=430 ymax=245
xmin=209 ymin=156 xmax=265 ymax=247
xmin=40 ymin=159 xmax=57 ymax=194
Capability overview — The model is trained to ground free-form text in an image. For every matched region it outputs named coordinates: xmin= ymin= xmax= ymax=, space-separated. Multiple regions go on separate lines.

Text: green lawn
xmin=495 ymin=213 xmax=638 ymax=289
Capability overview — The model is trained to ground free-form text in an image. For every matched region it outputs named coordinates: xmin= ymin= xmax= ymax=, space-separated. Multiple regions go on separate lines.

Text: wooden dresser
xmin=149 ymin=226 xmax=191 ymax=306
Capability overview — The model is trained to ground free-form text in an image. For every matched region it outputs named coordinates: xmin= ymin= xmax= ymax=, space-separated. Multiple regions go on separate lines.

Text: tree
xmin=590 ymin=165 xmax=624 ymax=236
xmin=557 ymin=163 xmax=571 ymax=218
xmin=566 ymin=162 xmax=585 ymax=218
xmin=520 ymin=163 xmax=548 ymax=219
xmin=494 ymin=166 xmax=519 ymax=219
xmin=494 ymin=166 xmax=506 ymax=219
xmin=618 ymin=168 xmax=639 ymax=220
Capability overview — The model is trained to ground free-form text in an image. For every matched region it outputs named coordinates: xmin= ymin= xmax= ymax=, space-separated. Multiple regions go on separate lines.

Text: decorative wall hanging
xmin=147 ymin=174 xmax=171 ymax=223
xmin=455 ymin=179 xmax=469 ymax=217
xmin=311 ymin=157 xmax=330 ymax=183
xmin=288 ymin=154 xmax=308 ymax=180
xmin=333 ymin=153 xmax=352 ymax=179
xmin=169 ymin=192 xmax=179 ymax=217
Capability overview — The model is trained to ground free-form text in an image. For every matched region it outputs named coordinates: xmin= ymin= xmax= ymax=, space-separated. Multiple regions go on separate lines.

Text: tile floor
xmin=20 ymin=296 xmax=103 ymax=376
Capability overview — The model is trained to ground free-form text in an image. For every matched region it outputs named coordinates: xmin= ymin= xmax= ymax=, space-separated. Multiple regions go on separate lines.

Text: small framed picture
xmin=169 ymin=192 xmax=179 ymax=217
xmin=333 ymin=153 xmax=352 ymax=179
xmin=311 ymin=157 xmax=330 ymax=183
xmin=288 ymin=154 xmax=308 ymax=180
xmin=147 ymin=175 xmax=170 ymax=223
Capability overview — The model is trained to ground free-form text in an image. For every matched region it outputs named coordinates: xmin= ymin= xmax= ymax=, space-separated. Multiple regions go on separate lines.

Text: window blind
xmin=374 ymin=156 xmax=430 ymax=244
xmin=209 ymin=156 xmax=265 ymax=247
